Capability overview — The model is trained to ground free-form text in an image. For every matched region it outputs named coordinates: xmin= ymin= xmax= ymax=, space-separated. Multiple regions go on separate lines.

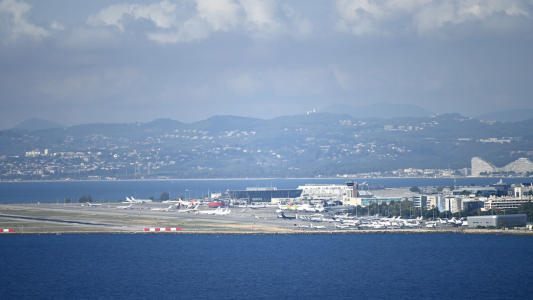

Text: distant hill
xmin=14 ymin=118 xmax=65 ymax=131
xmin=141 ymin=118 xmax=185 ymax=130
xmin=476 ymin=109 xmax=533 ymax=123
xmin=322 ymin=102 xmax=434 ymax=119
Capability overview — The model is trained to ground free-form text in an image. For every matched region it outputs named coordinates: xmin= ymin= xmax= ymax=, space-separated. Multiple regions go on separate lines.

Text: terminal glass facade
xmin=228 ymin=189 xmax=302 ymax=203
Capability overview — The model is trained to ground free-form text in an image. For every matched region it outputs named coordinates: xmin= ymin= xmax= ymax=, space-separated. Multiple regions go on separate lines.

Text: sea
xmin=1 ymin=234 xmax=532 ymax=299
xmin=1 ymin=177 xmax=533 ymax=204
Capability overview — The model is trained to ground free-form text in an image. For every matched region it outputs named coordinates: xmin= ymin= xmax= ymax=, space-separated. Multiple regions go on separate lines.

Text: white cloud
xmin=0 ymin=0 xmax=49 ymax=39
xmin=197 ymin=0 xmax=243 ymax=31
xmin=86 ymin=1 xmax=177 ymax=31
xmin=334 ymin=0 xmax=532 ymax=36
xmin=50 ymin=21 xmax=65 ymax=30
xmin=414 ymin=0 xmax=530 ymax=35
xmin=86 ymin=0 xmax=311 ymax=44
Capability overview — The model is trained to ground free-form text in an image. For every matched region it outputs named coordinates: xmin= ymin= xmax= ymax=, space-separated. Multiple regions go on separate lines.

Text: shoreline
xmin=3 ymin=229 xmax=533 ymax=236
xmin=0 ymin=176 xmax=531 ymax=183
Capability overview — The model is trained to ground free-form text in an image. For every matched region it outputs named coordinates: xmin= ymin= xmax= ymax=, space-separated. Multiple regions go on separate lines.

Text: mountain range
xmin=321 ymin=102 xmax=434 ymax=119
xmin=14 ymin=118 xmax=64 ymax=131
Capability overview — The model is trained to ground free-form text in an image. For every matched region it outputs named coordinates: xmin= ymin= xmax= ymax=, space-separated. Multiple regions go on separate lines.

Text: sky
xmin=1 ymin=0 xmax=533 ymax=129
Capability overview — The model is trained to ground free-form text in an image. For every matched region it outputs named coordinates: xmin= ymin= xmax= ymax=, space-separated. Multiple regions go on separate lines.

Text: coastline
xmin=4 ymin=229 xmax=533 ymax=236
xmin=0 ymin=176 xmax=530 ymax=183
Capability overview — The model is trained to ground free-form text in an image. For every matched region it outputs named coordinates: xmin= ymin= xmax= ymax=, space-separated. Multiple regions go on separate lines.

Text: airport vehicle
xmin=178 ymin=204 xmax=200 ymax=213
xmin=126 ymin=197 xmax=153 ymax=204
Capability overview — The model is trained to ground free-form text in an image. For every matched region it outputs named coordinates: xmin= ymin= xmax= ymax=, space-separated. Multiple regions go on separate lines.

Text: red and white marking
xmin=1 ymin=229 xmax=15 ymax=233
xmin=144 ymin=228 xmax=181 ymax=232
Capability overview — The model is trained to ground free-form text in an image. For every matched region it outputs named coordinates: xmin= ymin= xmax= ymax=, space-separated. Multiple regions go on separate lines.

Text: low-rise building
xmin=484 ymin=197 xmax=532 ymax=210
xmin=467 ymin=214 xmax=527 ymax=228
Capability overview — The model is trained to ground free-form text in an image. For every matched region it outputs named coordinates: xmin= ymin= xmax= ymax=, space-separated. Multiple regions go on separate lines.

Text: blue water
xmin=1 ymin=234 xmax=532 ymax=299
xmin=1 ymin=177 xmax=532 ymax=204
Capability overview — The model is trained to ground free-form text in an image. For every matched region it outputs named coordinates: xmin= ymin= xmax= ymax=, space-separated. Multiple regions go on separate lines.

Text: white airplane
xmin=115 ymin=204 xmax=133 ymax=209
xmin=359 ymin=223 xmax=374 ymax=229
xmin=310 ymin=223 xmax=326 ymax=230
xmin=341 ymin=219 xmax=361 ymax=226
xmin=372 ymin=223 xmax=386 ymax=229
xmin=152 ymin=205 xmax=174 ymax=212
xmin=87 ymin=202 xmax=102 ymax=207
xmin=276 ymin=204 xmax=293 ymax=213
xmin=214 ymin=208 xmax=231 ymax=216
xmin=126 ymin=197 xmax=153 ymax=203
xmin=314 ymin=206 xmax=326 ymax=212
xmin=178 ymin=204 xmax=200 ymax=213
xmin=334 ymin=222 xmax=352 ymax=229
xmin=438 ymin=218 xmax=448 ymax=224
xmin=177 ymin=199 xmax=195 ymax=208
xmin=403 ymin=221 xmax=421 ymax=228
xmin=290 ymin=204 xmax=316 ymax=212
xmin=425 ymin=222 xmax=436 ymax=228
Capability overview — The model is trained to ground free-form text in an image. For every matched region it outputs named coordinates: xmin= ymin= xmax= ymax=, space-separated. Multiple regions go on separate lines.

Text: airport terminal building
xmin=228 ymin=187 xmax=302 ymax=204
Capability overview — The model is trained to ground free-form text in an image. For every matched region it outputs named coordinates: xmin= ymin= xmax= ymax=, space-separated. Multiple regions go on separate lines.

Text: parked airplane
xmin=214 ymin=208 xmax=231 ymax=215
xmin=177 ymin=199 xmax=195 ymax=208
xmin=126 ymin=197 xmax=153 ymax=203
xmin=310 ymin=223 xmax=326 ymax=230
xmin=451 ymin=217 xmax=463 ymax=225
xmin=425 ymin=222 xmax=436 ymax=228
xmin=402 ymin=221 xmax=421 ymax=228
xmin=334 ymin=222 xmax=352 ymax=229
xmin=178 ymin=204 xmax=200 ymax=213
